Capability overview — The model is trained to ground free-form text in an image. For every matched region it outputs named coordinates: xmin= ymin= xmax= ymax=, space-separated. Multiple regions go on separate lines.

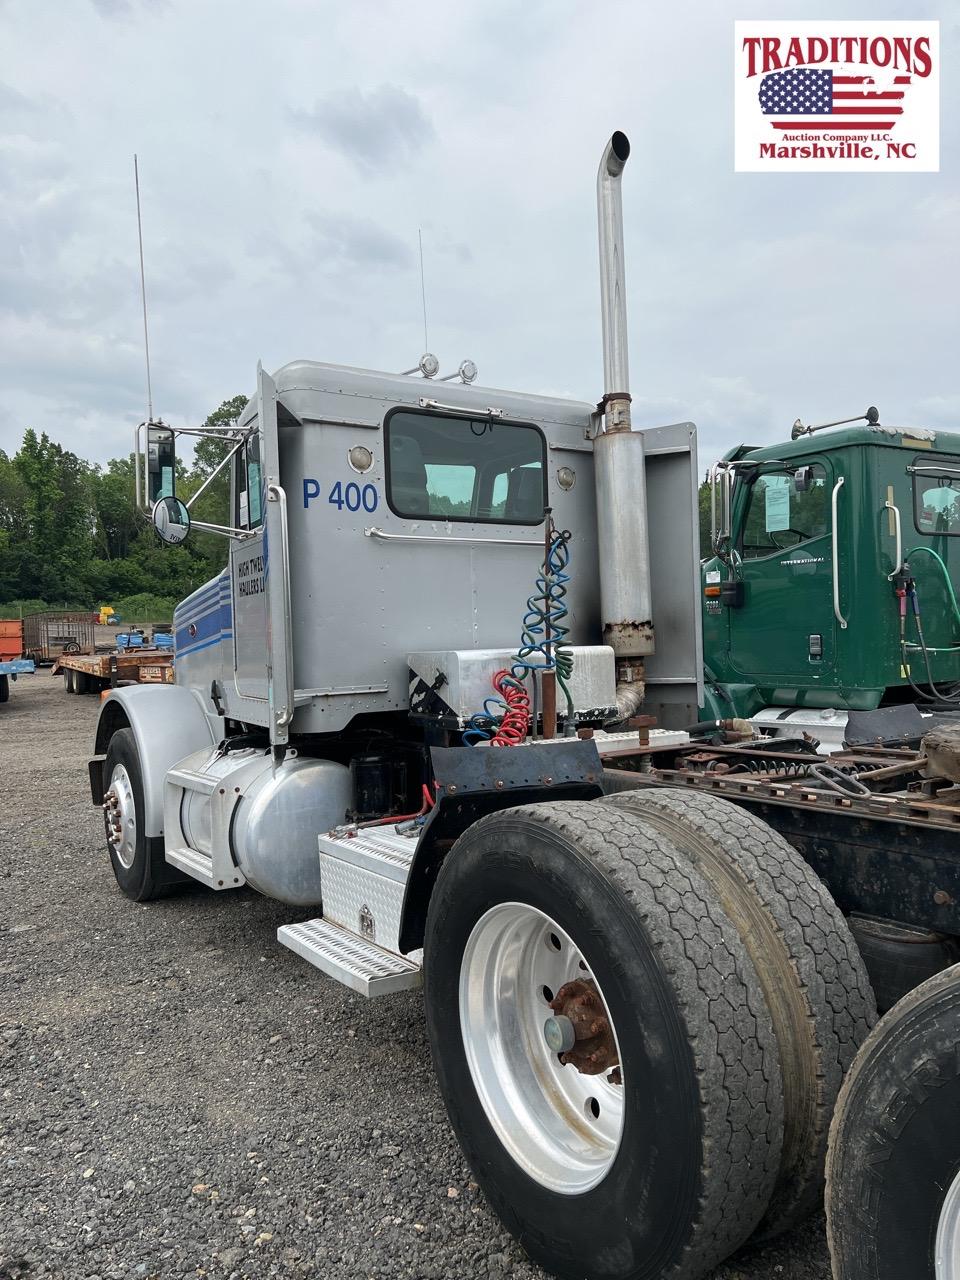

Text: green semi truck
xmin=702 ymin=418 xmax=960 ymax=745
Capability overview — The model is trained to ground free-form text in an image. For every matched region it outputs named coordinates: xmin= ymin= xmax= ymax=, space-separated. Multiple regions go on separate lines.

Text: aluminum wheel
xmin=459 ymin=901 xmax=624 ymax=1194
xmin=937 ymin=1166 xmax=960 ymax=1279
xmin=104 ymin=764 xmax=137 ymax=870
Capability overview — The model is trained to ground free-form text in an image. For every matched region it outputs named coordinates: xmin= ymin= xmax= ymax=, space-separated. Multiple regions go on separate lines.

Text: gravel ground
xmin=0 ymin=673 xmax=833 ymax=1280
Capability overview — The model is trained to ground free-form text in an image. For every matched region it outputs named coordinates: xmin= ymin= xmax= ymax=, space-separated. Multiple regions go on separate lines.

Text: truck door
xmin=231 ymin=428 xmax=267 ymax=700
xmin=726 ymin=460 xmax=837 ymax=683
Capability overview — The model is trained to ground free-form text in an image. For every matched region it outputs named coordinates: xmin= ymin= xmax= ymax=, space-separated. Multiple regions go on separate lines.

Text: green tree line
xmin=0 ymin=396 xmax=246 ymax=623
xmin=0 ymin=400 xmax=719 ymax=625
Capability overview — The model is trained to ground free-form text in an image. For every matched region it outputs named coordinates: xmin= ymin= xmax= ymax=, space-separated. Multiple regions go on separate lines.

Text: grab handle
xmin=832 ymin=477 xmax=848 ymax=630
xmin=884 ymin=499 xmax=902 ymax=581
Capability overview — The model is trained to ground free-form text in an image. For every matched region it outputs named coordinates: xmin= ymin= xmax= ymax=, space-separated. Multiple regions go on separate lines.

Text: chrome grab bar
xmin=884 ymin=499 xmax=902 ymax=581
xmin=832 ymin=477 xmax=848 ymax=630
xmin=364 ymin=526 xmax=542 ymax=547
xmin=266 ymin=483 xmax=295 ymax=727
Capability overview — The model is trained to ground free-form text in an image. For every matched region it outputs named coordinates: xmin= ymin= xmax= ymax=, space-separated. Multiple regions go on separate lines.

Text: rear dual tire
xmin=604 ymin=787 xmax=876 ymax=1239
xmin=64 ymin=668 xmax=97 ymax=693
xmin=827 ymin=964 xmax=960 ymax=1279
xmin=424 ymin=801 xmax=784 ymax=1280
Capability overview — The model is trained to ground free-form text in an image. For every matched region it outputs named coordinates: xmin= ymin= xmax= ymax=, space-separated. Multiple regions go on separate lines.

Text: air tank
xmin=178 ymin=750 xmax=352 ymax=904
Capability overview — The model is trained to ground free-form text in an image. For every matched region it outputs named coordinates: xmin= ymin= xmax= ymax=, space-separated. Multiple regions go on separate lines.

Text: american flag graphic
xmin=758 ymin=66 xmax=910 ymax=130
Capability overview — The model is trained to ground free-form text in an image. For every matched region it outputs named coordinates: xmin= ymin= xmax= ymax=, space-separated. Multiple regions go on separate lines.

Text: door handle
xmin=832 ymin=477 xmax=848 ymax=630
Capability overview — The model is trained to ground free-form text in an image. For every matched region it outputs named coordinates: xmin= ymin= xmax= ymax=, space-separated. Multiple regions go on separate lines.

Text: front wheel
xmin=102 ymin=728 xmax=183 ymax=901
xmin=424 ymin=800 xmax=784 ymax=1280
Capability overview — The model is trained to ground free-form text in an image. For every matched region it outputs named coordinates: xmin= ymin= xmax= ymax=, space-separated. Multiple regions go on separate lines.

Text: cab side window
xmin=740 ymin=464 xmax=829 ymax=559
xmin=236 ymin=434 xmax=263 ymax=531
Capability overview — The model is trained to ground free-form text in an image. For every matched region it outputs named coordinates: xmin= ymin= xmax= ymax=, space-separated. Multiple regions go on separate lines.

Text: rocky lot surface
xmin=0 ymin=673 xmax=833 ymax=1280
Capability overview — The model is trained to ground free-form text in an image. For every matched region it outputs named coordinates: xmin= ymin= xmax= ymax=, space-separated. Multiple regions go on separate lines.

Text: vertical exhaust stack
xmin=594 ymin=132 xmax=654 ymax=719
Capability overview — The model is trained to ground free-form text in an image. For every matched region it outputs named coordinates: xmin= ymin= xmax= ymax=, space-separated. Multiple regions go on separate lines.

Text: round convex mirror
xmin=152 ymin=495 xmax=191 ymax=545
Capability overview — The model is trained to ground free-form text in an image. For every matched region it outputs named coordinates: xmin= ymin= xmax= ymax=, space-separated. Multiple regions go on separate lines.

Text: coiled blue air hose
xmin=465 ymin=527 xmax=575 ymax=743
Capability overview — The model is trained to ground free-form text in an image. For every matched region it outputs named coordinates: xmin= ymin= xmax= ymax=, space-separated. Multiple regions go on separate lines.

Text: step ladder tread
xmin=278 ymin=917 xmax=421 ymax=996
xmin=166 ymin=846 xmax=215 ymax=882
xmin=166 ymin=767 xmax=219 ymax=795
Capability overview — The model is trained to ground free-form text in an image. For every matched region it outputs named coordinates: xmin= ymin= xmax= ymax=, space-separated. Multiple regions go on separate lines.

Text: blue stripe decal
xmin=174 ymin=572 xmax=231 ymax=622
xmin=177 ymin=631 xmax=233 ymax=658
xmin=178 ymin=580 xmax=222 ymax=610
xmin=175 ymin=602 xmax=232 ymax=655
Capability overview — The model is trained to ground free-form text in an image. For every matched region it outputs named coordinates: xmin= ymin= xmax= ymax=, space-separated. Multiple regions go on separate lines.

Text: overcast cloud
xmin=0 ymin=0 xmax=956 ymax=471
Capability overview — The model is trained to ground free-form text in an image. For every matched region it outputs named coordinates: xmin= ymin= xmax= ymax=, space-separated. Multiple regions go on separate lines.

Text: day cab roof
xmin=724 ymin=422 xmax=960 ymax=467
xmin=237 ymin=359 xmax=596 ymax=444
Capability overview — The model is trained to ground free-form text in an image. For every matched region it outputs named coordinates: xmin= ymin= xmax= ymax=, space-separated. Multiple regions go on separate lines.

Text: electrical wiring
xmin=898 ymin=577 xmax=960 ymax=706
xmin=905 ymin=545 xmax=960 ymax=632
xmin=357 ymin=783 xmax=438 ymax=828
xmin=465 ymin=524 xmax=576 ymax=745
xmin=489 ymin=671 xmax=532 ymax=746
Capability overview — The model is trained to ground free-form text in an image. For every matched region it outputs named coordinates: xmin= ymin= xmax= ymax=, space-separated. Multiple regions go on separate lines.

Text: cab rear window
xmin=385 ymin=410 xmax=546 ymax=524
xmin=913 ymin=454 xmax=960 ymax=536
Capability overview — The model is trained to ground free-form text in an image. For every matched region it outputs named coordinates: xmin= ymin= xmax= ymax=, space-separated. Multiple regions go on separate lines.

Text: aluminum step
xmin=165 ymin=845 xmax=215 ymax=884
xmin=277 ymin=917 xmax=421 ymax=996
xmin=166 ymin=766 xmax=219 ymax=795
xmin=164 ymin=845 xmax=245 ymax=890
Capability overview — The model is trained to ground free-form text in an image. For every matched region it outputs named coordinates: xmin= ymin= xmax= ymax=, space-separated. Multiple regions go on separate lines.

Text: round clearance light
xmin=459 ymin=359 xmax=478 ymax=384
xmin=348 ymin=446 xmax=374 ymax=473
xmin=556 ymin=466 xmax=576 ymax=491
xmin=419 ymin=352 xmax=439 ymax=379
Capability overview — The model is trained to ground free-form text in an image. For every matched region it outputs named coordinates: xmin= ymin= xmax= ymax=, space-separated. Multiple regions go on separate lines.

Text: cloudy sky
xmin=1 ymin=0 xmax=956 ymax=471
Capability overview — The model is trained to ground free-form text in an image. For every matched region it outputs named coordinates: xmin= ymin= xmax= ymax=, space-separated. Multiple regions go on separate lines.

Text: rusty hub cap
xmin=548 ymin=979 xmax=620 ymax=1076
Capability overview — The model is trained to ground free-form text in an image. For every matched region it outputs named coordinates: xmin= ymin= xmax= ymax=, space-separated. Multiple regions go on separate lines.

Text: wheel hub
xmin=103 ymin=764 xmax=136 ymax=869
xmin=937 ymin=1163 xmax=960 ymax=1280
xmin=547 ymin=978 xmax=620 ymax=1076
xmin=459 ymin=902 xmax=625 ymax=1195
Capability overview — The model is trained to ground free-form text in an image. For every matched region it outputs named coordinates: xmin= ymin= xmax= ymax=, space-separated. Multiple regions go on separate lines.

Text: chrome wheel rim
xmin=104 ymin=764 xmax=137 ymax=869
xmin=936 ymin=1165 xmax=960 ymax=1279
xmin=458 ymin=902 xmax=624 ymax=1194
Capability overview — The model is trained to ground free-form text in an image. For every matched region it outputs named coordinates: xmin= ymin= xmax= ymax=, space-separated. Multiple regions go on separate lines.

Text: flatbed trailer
xmin=55 ymin=648 xmax=174 ymax=694
xmin=0 ymin=657 xmax=35 ymax=703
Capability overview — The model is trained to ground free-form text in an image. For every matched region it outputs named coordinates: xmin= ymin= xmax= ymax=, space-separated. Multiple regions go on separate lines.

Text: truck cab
xmin=702 ymin=424 xmax=960 ymax=737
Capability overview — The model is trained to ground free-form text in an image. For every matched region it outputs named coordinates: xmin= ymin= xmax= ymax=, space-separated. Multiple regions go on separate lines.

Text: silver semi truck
xmin=90 ymin=135 xmax=890 ymax=1280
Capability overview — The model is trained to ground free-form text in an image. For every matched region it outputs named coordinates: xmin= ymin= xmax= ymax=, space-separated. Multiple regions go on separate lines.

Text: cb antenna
xmin=134 ymin=154 xmax=154 ymax=422
xmin=418 ymin=227 xmax=429 ymax=352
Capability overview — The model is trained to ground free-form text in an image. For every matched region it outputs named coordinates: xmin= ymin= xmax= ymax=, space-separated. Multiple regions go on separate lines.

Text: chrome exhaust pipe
xmin=594 ymin=132 xmax=654 ymax=681
xmin=597 ymin=130 xmax=631 ymax=426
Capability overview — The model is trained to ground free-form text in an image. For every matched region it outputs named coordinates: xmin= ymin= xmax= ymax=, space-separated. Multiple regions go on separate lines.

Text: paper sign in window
xmin=765 ymin=479 xmax=791 ymax=532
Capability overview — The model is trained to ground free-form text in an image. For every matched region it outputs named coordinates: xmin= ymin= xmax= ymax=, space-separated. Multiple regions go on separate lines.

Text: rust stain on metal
xmin=549 ymin=979 xmax=619 ymax=1076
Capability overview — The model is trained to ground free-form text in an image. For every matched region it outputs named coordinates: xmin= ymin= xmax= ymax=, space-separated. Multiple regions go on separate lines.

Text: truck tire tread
xmin=826 ymin=963 xmax=960 ymax=1279
xmin=604 ymin=785 xmax=876 ymax=1239
xmin=426 ymin=800 xmax=784 ymax=1280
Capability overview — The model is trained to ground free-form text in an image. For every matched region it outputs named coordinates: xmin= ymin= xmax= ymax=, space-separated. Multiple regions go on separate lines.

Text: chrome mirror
xmin=152 ymin=495 xmax=191 ymax=544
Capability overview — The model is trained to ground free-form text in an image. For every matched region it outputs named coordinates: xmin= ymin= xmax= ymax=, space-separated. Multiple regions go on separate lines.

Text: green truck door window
xmin=728 ymin=463 xmax=837 ymax=682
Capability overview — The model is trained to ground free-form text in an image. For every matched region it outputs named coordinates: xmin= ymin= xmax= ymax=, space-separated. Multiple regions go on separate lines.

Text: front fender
xmin=93 ymin=685 xmax=223 ymax=837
